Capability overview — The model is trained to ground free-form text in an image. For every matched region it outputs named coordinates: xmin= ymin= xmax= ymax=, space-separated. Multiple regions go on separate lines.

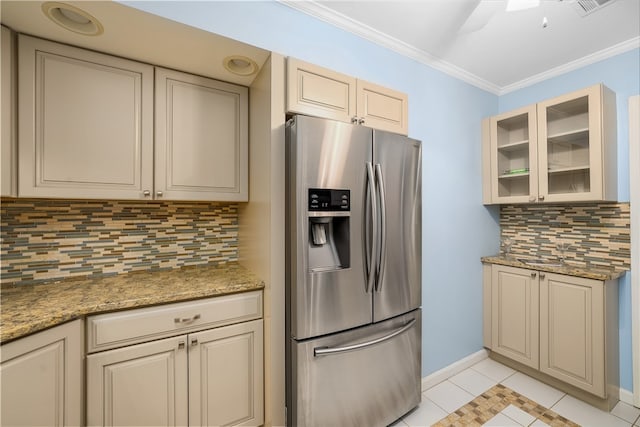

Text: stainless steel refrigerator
xmin=285 ymin=115 xmax=422 ymax=427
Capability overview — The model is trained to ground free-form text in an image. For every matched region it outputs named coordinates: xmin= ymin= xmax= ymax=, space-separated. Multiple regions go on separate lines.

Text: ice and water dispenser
xmin=307 ymin=188 xmax=350 ymax=272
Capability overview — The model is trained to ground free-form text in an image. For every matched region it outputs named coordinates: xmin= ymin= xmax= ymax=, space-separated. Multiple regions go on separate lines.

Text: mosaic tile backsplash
xmin=500 ymin=203 xmax=630 ymax=270
xmin=1 ymin=199 xmax=239 ymax=285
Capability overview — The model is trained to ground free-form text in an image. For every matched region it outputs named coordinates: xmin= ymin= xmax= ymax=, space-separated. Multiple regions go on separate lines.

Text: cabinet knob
xmin=143 ymin=190 xmax=151 ymax=197
xmin=529 ymin=196 xmax=536 ymax=203
xmin=351 ymin=117 xmax=358 ymax=124
xmin=178 ymin=341 xmax=185 ymax=350
xmin=191 ymin=338 xmax=198 ymax=346
xmin=358 ymin=118 xmax=365 ymax=125
xmin=156 ymin=191 xmax=163 ymax=197
xmin=530 ymin=272 xmax=537 ymax=278
xmin=539 ymin=195 xmax=545 ymax=201
xmin=540 ymin=273 xmax=546 ymax=280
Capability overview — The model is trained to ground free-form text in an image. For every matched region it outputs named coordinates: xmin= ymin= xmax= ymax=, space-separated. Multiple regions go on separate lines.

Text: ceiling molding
xmin=500 ymin=36 xmax=640 ymax=95
xmin=279 ymin=0 xmax=639 ymax=97
xmin=278 ymin=0 xmax=502 ymax=94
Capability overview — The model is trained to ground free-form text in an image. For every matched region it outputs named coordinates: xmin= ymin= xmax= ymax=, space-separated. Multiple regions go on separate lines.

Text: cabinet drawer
xmin=86 ymin=291 xmax=262 ymax=353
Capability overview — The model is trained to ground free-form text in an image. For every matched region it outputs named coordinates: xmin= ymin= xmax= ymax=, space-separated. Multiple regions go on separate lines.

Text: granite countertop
xmin=0 ymin=262 xmax=264 ymax=344
xmin=481 ymin=255 xmax=626 ymax=281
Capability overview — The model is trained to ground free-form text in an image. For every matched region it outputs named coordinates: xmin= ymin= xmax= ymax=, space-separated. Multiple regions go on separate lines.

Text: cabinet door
xmin=537 ymin=84 xmax=615 ymax=203
xmin=539 ymin=273 xmax=605 ymax=397
xmin=86 ymin=335 xmax=188 ymax=427
xmin=18 ymin=35 xmax=154 ymax=199
xmin=491 ymin=265 xmax=539 ymax=369
xmin=0 ymin=320 xmax=83 ymax=427
xmin=1 ymin=26 xmax=17 ymax=197
xmin=189 ymin=319 xmax=263 ymax=427
xmin=155 ymin=67 xmax=248 ymax=201
xmin=356 ymin=79 xmax=408 ymax=135
xmin=286 ymin=58 xmax=356 ymax=123
xmin=489 ymin=105 xmax=538 ymax=204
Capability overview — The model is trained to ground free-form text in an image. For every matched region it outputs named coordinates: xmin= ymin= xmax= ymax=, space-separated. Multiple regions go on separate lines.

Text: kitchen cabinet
xmin=287 ymin=57 xmax=408 ymax=135
xmin=0 ymin=320 xmax=83 ymax=426
xmin=155 ymin=67 xmax=248 ymax=201
xmin=490 ymin=264 xmax=539 ymax=369
xmin=482 ymin=84 xmax=617 ymax=204
xmin=1 ymin=25 xmax=17 ymax=197
xmin=18 ymin=34 xmax=249 ymax=201
xmin=18 ymin=34 xmax=154 ymax=200
xmin=86 ymin=291 xmax=264 ymax=427
xmin=484 ymin=263 xmax=619 ymax=401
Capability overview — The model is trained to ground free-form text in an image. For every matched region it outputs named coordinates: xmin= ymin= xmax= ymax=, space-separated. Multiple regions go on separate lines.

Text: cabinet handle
xmin=358 ymin=118 xmax=365 ymax=125
xmin=539 ymin=195 xmax=545 ymax=201
xmin=191 ymin=338 xmax=198 ymax=346
xmin=540 ymin=273 xmax=546 ymax=280
xmin=530 ymin=272 xmax=537 ymax=278
xmin=178 ymin=341 xmax=185 ymax=350
xmin=156 ymin=191 xmax=163 ymax=197
xmin=143 ymin=190 xmax=151 ymax=197
xmin=174 ymin=314 xmax=201 ymax=324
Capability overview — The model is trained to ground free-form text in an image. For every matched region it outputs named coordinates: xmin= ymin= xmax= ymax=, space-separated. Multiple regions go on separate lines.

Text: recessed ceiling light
xmin=223 ymin=55 xmax=258 ymax=76
xmin=42 ymin=2 xmax=104 ymax=36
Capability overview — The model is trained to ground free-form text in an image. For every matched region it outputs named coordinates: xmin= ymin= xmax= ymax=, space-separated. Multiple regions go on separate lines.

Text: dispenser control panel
xmin=308 ymin=189 xmax=350 ymax=211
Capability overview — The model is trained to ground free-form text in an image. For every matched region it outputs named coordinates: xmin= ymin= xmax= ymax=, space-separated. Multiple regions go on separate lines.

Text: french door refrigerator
xmin=285 ymin=115 xmax=422 ymax=427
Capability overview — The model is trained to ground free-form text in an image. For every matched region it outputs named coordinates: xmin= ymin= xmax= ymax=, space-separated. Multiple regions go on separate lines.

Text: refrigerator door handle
xmin=374 ymin=163 xmax=387 ymax=291
xmin=313 ymin=318 xmax=416 ymax=357
xmin=365 ymin=162 xmax=377 ymax=293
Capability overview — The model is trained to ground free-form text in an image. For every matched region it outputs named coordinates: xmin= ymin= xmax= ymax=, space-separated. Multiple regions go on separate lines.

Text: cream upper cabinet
xmin=155 ymin=67 xmax=248 ymax=201
xmin=483 ymin=84 xmax=617 ymax=204
xmin=17 ymin=35 xmax=249 ymax=201
xmin=490 ymin=265 xmax=539 ymax=369
xmin=539 ymin=272 xmax=612 ymax=398
xmin=18 ymin=34 xmax=154 ymax=200
xmin=1 ymin=26 xmax=17 ymax=197
xmin=0 ymin=320 xmax=83 ymax=427
xmin=287 ymin=57 xmax=408 ymax=135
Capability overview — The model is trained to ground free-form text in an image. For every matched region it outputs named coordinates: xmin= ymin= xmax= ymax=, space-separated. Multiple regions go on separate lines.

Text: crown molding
xmin=278 ymin=1 xmax=639 ymax=96
xmin=278 ymin=0 xmax=502 ymax=94
xmin=500 ymin=36 xmax=640 ymax=95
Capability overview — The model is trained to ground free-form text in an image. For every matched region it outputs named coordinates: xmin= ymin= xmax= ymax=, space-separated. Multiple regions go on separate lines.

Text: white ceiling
xmin=0 ymin=1 xmax=270 ymax=87
xmin=282 ymin=0 xmax=640 ymax=94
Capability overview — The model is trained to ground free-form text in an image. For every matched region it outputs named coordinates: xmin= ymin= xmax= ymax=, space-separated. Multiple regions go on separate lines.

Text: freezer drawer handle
xmin=313 ymin=318 xmax=416 ymax=357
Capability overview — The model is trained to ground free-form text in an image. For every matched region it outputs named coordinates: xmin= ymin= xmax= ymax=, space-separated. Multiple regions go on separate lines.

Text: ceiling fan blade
xmin=458 ymin=0 xmax=505 ymax=34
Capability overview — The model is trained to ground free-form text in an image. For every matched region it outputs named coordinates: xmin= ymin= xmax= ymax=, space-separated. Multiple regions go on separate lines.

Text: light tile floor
xmin=392 ymin=358 xmax=640 ymax=427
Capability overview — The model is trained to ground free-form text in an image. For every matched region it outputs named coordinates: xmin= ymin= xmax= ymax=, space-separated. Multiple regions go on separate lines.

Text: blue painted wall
xmin=499 ymin=48 xmax=640 ymax=392
xmin=122 ymin=1 xmax=636 ymax=391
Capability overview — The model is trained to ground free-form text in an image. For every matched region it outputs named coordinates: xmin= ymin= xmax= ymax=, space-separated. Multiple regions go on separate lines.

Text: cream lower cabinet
xmin=539 ymin=272 xmax=610 ymax=398
xmin=490 ymin=265 xmax=539 ymax=369
xmin=287 ymin=57 xmax=408 ymax=135
xmin=0 ymin=320 xmax=83 ymax=426
xmin=484 ymin=264 xmax=618 ymax=400
xmin=86 ymin=292 xmax=264 ymax=427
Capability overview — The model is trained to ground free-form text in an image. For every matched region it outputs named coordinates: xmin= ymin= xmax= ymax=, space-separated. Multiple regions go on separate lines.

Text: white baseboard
xmin=619 ymin=387 xmax=636 ymax=407
xmin=421 ymin=349 xmax=489 ymax=391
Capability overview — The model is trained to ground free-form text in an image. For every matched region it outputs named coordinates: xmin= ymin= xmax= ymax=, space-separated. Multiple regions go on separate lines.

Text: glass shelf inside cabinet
xmin=545 ymin=95 xmax=590 ymax=195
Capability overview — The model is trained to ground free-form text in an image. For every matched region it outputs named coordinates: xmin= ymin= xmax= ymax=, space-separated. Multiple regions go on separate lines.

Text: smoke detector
xmin=572 ymin=0 xmax=617 ymax=16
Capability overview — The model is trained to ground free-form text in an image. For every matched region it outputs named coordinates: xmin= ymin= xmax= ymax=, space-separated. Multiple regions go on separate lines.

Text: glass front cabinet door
xmin=490 ymin=105 xmax=538 ymax=204
xmin=537 ymin=84 xmax=617 ymax=203
xmin=484 ymin=84 xmax=617 ymax=205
